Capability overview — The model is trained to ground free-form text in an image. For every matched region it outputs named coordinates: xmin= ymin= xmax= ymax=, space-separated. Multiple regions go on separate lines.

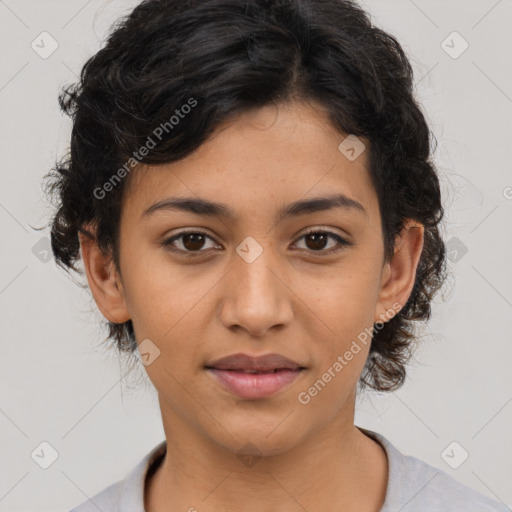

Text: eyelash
xmin=161 ymin=229 xmax=352 ymax=257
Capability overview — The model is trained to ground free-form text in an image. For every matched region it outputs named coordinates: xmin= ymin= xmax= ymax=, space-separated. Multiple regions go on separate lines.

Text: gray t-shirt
xmin=69 ymin=428 xmax=508 ymax=511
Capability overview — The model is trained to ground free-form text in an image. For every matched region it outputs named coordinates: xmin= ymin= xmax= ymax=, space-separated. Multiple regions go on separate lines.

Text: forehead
xmin=122 ymin=101 xmax=379 ymax=226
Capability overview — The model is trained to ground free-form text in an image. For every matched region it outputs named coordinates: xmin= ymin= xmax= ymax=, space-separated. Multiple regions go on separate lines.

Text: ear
xmin=374 ymin=220 xmax=424 ymax=323
xmin=78 ymin=224 xmax=131 ymax=324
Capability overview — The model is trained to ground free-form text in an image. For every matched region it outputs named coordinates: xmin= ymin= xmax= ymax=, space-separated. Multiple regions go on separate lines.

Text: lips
xmin=205 ymin=352 xmax=304 ymax=372
xmin=205 ymin=353 xmax=306 ymax=399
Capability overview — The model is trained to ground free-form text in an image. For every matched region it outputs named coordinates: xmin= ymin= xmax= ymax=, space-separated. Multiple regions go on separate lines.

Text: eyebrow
xmin=141 ymin=193 xmax=367 ymax=220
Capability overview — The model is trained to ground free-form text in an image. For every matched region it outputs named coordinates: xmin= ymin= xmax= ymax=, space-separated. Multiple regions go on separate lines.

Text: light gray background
xmin=1 ymin=0 xmax=511 ymax=511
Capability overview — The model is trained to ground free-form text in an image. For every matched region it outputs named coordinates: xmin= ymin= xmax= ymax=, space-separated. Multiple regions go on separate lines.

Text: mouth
xmin=204 ymin=352 xmax=306 ymax=399
xmin=205 ymin=368 xmax=306 ymax=399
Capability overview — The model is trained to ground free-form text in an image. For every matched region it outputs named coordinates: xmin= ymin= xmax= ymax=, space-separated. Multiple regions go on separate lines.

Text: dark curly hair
xmin=41 ymin=0 xmax=447 ymax=392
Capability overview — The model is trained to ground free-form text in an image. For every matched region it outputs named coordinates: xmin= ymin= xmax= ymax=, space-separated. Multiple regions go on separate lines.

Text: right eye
xmin=161 ymin=230 xmax=220 ymax=255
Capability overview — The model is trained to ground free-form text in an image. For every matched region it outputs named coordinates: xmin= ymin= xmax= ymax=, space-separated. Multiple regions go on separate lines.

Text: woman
xmin=43 ymin=0 xmax=507 ymax=510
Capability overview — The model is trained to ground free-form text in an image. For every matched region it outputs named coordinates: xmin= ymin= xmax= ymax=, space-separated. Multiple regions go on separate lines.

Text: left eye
xmin=162 ymin=229 xmax=351 ymax=255
xmin=294 ymin=230 xmax=351 ymax=253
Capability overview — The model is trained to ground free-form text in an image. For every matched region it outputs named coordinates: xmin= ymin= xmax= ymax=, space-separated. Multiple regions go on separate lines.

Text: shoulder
xmin=67 ymin=440 xmax=167 ymax=512
xmin=396 ymin=453 xmax=508 ymax=511
xmin=359 ymin=428 xmax=509 ymax=512
xmin=69 ymin=480 xmax=123 ymax=512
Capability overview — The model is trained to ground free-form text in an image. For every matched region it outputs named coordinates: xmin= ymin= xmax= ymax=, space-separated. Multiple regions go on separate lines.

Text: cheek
xmin=121 ymin=262 xmax=216 ymax=369
xmin=305 ymin=264 xmax=380 ymax=342
xmin=120 ymin=248 xmax=197 ymax=332
xmin=296 ymin=263 xmax=380 ymax=403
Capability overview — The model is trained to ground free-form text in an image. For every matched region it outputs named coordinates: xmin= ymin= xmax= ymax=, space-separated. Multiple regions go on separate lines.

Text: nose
xmin=219 ymin=245 xmax=294 ymax=338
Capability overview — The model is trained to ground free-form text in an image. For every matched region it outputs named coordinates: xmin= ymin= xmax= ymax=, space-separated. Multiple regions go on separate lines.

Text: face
xmin=81 ymin=100 xmax=423 ymax=457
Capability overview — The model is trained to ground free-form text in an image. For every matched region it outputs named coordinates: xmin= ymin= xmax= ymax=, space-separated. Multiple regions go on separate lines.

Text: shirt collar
xmin=118 ymin=429 xmax=398 ymax=512
xmin=119 ymin=439 xmax=167 ymax=512
xmin=358 ymin=426 xmax=404 ymax=511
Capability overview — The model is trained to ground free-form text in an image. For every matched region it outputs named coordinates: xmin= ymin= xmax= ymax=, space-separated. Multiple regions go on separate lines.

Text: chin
xmin=208 ymin=415 xmax=305 ymax=457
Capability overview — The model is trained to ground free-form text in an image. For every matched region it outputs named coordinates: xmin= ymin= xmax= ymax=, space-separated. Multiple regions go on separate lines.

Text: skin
xmin=79 ymin=100 xmax=424 ymax=512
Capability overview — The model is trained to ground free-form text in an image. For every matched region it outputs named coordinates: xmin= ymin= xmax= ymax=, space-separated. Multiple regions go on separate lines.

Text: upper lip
xmin=205 ymin=353 xmax=304 ymax=371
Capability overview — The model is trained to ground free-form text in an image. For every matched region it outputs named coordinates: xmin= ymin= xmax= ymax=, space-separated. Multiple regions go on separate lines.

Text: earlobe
xmin=374 ymin=220 xmax=425 ymax=324
xmin=78 ymin=226 xmax=131 ymax=324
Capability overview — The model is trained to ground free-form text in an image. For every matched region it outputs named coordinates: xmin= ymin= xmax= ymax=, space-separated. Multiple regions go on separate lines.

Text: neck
xmin=145 ymin=396 xmax=388 ymax=512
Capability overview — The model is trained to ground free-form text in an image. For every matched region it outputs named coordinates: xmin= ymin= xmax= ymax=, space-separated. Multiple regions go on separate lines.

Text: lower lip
xmin=207 ymin=368 xmax=304 ymax=399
